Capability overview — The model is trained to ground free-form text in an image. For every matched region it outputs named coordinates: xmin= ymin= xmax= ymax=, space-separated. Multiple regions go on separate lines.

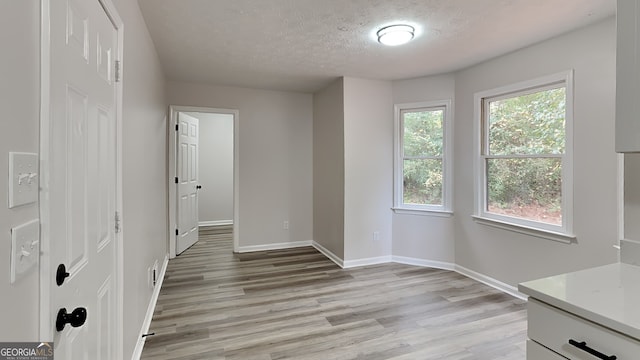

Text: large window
xmin=475 ymin=72 xmax=573 ymax=237
xmin=394 ymin=100 xmax=452 ymax=214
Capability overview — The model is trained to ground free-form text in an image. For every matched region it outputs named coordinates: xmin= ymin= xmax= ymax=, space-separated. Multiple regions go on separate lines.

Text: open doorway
xmin=168 ymin=106 xmax=239 ymax=258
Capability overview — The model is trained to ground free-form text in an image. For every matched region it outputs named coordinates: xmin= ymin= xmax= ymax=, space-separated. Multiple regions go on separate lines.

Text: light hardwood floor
xmin=141 ymin=226 xmax=527 ymax=359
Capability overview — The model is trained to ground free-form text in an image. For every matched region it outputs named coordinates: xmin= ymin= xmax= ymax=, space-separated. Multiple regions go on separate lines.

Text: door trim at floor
xmin=168 ymin=105 xmax=240 ymax=258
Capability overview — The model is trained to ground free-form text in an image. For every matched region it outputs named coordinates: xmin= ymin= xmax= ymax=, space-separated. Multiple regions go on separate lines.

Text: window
xmin=394 ymin=100 xmax=452 ymax=214
xmin=474 ymin=71 xmax=574 ymax=238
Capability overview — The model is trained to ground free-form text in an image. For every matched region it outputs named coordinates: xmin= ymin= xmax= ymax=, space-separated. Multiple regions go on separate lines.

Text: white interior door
xmin=176 ymin=113 xmax=200 ymax=254
xmin=47 ymin=0 xmax=119 ymax=357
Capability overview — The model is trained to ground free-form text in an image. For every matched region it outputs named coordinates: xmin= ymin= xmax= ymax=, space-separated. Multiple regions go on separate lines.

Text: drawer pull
xmin=568 ymin=339 xmax=617 ymax=360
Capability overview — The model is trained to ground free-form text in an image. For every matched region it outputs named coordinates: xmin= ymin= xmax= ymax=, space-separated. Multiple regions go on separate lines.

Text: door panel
xmin=96 ymin=277 xmax=113 ymax=360
xmin=177 ymin=113 xmax=200 ymax=254
xmin=48 ymin=0 xmax=118 ymax=357
xmin=66 ymin=85 xmax=89 ymax=271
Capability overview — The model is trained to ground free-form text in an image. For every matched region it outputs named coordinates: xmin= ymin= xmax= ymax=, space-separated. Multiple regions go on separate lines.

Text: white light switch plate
xmin=11 ymin=219 xmax=40 ymax=284
xmin=8 ymin=152 xmax=39 ymax=208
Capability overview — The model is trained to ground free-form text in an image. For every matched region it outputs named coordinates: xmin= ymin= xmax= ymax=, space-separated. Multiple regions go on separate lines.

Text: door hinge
xmin=115 ymin=60 xmax=121 ymax=83
xmin=115 ymin=211 xmax=121 ymax=233
xmin=175 ymin=124 xmax=179 ymax=131
xmin=174 ymin=177 xmax=179 ymax=184
xmin=175 ymin=229 xmax=179 ymax=236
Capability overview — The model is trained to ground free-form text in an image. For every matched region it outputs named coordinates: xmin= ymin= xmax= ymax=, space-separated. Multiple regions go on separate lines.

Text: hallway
xmin=141 ymin=226 xmax=526 ymax=359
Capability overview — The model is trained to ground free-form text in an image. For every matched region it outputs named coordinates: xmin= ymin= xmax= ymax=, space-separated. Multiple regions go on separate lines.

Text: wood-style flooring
xmin=141 ymin=226 xmax=527 ymax=359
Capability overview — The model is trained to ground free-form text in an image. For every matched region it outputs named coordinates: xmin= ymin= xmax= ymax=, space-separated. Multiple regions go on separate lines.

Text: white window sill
xmin=392 ymin=208 xmax=453 ymax=217
xmin=471 ymin=215 xmax=576 ymax=244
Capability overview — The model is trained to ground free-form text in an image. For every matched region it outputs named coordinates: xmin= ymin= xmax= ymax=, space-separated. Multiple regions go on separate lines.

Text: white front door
xmin=176 ymin=113 xmax=200 ymax=254
xmin=46 ymin=0 xmax=119 ymax=357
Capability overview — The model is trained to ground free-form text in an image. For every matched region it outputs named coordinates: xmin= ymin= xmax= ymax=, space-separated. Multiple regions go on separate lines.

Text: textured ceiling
xmin=137 ymin=0 xmax=615 ymax=93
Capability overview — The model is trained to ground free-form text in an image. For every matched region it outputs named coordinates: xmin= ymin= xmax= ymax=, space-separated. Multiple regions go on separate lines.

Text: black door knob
xmin=56 ymin=307 xmax=87 ymax=331
xmin=56 ymin=264 xmax=70 ymax=286
xmin=196 ymin=185 xmax=202 ymax=189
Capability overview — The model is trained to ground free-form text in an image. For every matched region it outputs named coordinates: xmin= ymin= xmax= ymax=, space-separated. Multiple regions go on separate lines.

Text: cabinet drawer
xmin=527 ymin=340 xmax=567 ymax=360
xmin=528 ymin=298 xmax=640 ymax=359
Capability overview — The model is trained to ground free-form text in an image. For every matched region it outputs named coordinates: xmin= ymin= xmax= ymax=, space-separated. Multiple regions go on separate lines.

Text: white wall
xmin=343 ymin=78 xmax=394 ymax=262
xmin=453 ymin=18 xmax=618 ymax=286
xmin=167 ymin=81 xmax=313 ymax=248
xmin=111 ymin=0 xmax=168 ymax=357
xmin=391 ymin=75 xmax=457 ymax=264
xmin=313 ymin=79 xmax=346 ymax=258
xmin=0 ymin=0 xmax=41 ymax=341
xmin=190 ymin=112 xmax=234 ymax=225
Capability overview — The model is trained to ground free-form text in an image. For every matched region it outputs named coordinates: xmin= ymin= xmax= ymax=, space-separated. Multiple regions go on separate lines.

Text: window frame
xmin=473 ymin=71 xmax=575 ymax=241
xmin=393 ymin=100 xmax=453 ymax=215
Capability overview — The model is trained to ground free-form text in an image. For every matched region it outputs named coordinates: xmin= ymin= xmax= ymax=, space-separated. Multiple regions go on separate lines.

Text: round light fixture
xmin=377 ymin=24 xmax=415 ymax=46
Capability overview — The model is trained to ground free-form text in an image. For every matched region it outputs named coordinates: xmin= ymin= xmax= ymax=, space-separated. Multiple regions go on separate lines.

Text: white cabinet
xmin=519 ymin=263 xmax=640 ymax=359
xmin=617 ymin=0 xmax=640 ymax=152
xmin=526 ymin=340 xmax=566 ymax=360
xmin=526 ymin=298 xmax=640 ymax=359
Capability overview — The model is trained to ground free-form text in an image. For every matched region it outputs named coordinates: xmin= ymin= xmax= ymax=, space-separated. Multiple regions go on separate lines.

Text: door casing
xmin=168 ymin=105 xmax=240 ymax=258
xmin=39 ymin=0 xmax=124 ymax=357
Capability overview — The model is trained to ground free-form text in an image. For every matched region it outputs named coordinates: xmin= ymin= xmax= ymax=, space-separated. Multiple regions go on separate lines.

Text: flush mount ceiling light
xmin=377 ymin=24 xmax=415 ymax=46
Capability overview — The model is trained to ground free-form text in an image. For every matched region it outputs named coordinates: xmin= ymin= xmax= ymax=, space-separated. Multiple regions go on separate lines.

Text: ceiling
xmin=137 ymin=0 xmax=615 ymax=93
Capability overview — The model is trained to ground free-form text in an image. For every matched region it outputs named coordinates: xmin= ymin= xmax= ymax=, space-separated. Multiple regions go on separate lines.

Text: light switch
xmin=11 ymin=219 xmax=40 ymax=284
xmin=9 ymin=152 xmax=39 ymax=208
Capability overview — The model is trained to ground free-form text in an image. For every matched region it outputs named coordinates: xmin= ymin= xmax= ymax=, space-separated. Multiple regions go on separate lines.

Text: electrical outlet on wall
xmin=373 ymin=231 xmax=380 ymax=241
xmin=283 ymin=221 xmax=289 ymax=230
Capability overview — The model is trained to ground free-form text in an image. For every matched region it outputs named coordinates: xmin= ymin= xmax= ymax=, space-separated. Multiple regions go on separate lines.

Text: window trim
xmin=473 ymin=71 xmax=574 ymax=237
xmin=393 ymin=99 xmax=453 ymax=214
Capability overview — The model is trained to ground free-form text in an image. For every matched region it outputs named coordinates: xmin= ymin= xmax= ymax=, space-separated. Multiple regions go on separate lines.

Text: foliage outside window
xmin=476 ymin=72 xmax=573 ymax=235
xmin=394 ymin=100 xmax=452 ymax=213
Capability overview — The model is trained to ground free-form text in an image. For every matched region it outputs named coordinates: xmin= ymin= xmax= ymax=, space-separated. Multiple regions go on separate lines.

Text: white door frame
xmin=39 ymin=0 xmax=125 ymax=357
xmin=168 ymin=105 xmax=240 ymax=258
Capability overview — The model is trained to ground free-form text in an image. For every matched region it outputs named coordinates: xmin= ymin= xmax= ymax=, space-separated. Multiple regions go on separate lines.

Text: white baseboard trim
xmin=343 ymin=256 xmax=393 ymax=268
xmin=199 ymin=220 xmax=233 ymax=227
xmin=310 ymin=250 xmax=524 ymax=300
xmin=236 ymin=240 xmax=313 ymax=253
xmin=391 ymin=256 xmax=455 ymax=271
xmin=131 ymin=255 xmax=169 ymax=360
xmin=311 ymin=241 xmax=344 ymax=268
xmin=454 ymin=265 xmax=527 ymax=300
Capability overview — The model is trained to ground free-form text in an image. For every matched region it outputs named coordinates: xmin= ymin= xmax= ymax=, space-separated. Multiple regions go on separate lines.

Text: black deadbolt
xmin=56 ymin=307 xmax=87 ymax=332
xmin=56 ymin=264 xmax=70 ymax=286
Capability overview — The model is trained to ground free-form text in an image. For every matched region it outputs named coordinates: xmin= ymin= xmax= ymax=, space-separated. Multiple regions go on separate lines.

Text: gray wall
xmin=453 ymin=18 xmax=618 ymax=285
xmin=389 ymin=18 xmax=618 ymax=287
xmin=391 ymin=74 xmax=457 ymax=264
xmin=167 ymin=81 xmax=313 ymax=248
xmin=313 ymin=79 xmax=346 ymax=258
xmin=190 ymin=112 xmax=234 ymax=225
xmin=625 ymin=154 xmax=640 ymax=241
xmin=343 ymin=78 xmax=394 ymax=262
xmin=112 ymin=0 xmax=169 ymax=357
xmin=0 ymin=0 xmax=41 ymax=341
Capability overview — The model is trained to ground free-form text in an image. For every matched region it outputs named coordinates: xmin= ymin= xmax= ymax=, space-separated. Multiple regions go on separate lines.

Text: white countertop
xmin=518 ymin=262 xmax=640 ymax=341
